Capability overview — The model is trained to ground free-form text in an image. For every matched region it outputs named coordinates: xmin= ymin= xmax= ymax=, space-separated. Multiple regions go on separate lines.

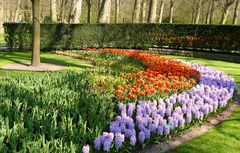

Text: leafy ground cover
xmin=0 ymin=50 xmax=238 ymax=153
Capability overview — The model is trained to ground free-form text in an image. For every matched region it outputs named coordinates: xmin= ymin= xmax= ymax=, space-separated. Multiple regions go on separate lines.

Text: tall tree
xmin=209 ymin=0 xmax=216 ymax=23
xmin=233 ymin=0 xmax=239 ymax=24
xmin=23 ymin=0 xmax=31 ymax=22
xmin=191 ymin=0 xmax=196 ymax=23
xmin=206 ymin=0 xmax=215 ymax=24
xmin=132 ymin=0 xmax=142 ymax=23
xmin=86 ymin=0 xmax=92 ymax=23
xmin=15 ymin=0 xmax=22 ymax=22
xmin=107 ymin=0 xmax=111 ymax=22
xmin=68 ymin=0 xmax=83 ymax=23
xmin=50 ymin=0 xmax=58 ymax=22
xmin=169 ymin=0 xmax=175 ymax=23
xmin=141 ymin=0 xmax=147 ymax=22
xmin=194 ymin=0 xmax=203 ymax=24
xmin=115 ymin=0 xmax=120 ymax=23
xmin=158 ymin=0 xmax=165 ymax=23
xmin=148 ymin=0 xmax=158 ymax=23
xmin=59 ymin=0 xmax=68 ymax=22
xmin=31 ymin=0 xmax=41 ymax=67
xmin=220 ymin=0 xmax=235 ymax=24
xmin=98 ymin=0 xmax=103 ymax=16
xmin=98 ymin=0 xmax=111 ymax=23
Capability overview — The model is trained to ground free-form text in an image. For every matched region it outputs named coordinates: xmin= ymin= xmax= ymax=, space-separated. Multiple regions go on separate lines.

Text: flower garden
xmin=1 ymin=21 xmax=240 ymax=153
xmin=55 ymin=49 xmax=238 ymax=153
xmin=0 ymin=48 xmax=238 ymax=153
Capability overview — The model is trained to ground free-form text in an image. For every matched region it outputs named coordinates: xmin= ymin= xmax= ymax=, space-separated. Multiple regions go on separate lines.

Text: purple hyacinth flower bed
xmin=83 ymin=62 xmax=238 ymax=153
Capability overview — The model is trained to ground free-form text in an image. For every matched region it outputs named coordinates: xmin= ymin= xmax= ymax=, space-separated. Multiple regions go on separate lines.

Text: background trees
xmin=0 ymin=0 xmax=240 ymax=32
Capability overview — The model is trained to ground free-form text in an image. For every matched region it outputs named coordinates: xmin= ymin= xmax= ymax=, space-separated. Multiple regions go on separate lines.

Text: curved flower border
xmin=81 ymin=52 xmax=237 ymax=153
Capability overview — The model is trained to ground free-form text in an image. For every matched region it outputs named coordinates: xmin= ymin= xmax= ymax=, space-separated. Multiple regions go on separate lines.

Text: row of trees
xmin=1 ymin=0 xmax=240 ymax=67
xmin=0 ymin=0 xmax=239 ymax=25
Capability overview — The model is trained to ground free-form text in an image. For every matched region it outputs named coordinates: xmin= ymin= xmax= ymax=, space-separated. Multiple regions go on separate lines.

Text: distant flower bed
xmin=73 ymin=48 xmax=200 ymax=102
xmin=75 ymin=49 xmax=237 ymax=153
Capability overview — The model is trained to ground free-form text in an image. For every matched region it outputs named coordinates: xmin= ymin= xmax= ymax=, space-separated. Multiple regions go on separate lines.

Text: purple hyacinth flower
xmin=130 ymin=136 xmax=137 ymax=146
xmin=94 ymin=138 xmax=101 ymax=150
xmin=138 ymin=131 xmax=145 ymax=143
xmin=124 ymin=129 xmax=136 ymax=138
xmin=82 ymin=145 xmax=90 ymax=153
xmin=103 ymin=139 xmax=112 ymax=152
xmin=165 ymin=107 xmax=172 ymax=117
xmin=163 ymin=126 xmax=170 ymax=135
xmin=157 ymin=126 xmax=164 ymax=135
xmin=110 ymin=121 xmax=121 ymax=133
xmin=115 ymin=133 xmax=125 ymax=149
xmin=144 ymin=129 xmax=151 ymax=139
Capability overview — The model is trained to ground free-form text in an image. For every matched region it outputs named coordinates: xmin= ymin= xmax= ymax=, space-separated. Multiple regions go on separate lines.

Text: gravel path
xmin=0 ymin=62 xmax=68 ymax=71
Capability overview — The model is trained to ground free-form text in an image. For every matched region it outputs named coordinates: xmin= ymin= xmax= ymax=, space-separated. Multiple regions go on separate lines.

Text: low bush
xmin=3 ymin=23 xmax=240 ymax=53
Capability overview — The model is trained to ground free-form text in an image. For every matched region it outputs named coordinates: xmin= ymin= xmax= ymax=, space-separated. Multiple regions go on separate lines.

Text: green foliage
xmin=3 ymin=23 xmax=240 ymax=53
xmin=0 ymin=71 xmax=115 ymax=152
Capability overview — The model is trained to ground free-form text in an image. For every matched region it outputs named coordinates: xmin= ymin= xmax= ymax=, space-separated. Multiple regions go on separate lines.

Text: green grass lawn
xmin=0 ymin=51 xmax=93 ymax=74
xmin=0 ymin=34 xmax=5 ymax=41
xmin=162 ymin=55 xmax=240 ymax=153
xmin=0 ymin=34 xmax=6 ymax=47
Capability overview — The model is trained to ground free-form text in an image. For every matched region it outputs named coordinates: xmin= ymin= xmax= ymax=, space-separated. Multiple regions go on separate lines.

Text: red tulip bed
xmin=84 ymin=48 xmax=200 ymax=102
xmin=56 ymin=49 xmax=237 ymax=153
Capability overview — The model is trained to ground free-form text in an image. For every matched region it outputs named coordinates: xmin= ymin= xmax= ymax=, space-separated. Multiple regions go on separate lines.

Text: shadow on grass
xmin=0 ymin=51 xmax=93 ymax=69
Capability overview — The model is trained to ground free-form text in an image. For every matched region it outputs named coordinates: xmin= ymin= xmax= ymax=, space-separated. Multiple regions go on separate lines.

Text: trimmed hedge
xmin=3 ymin=23 xmax=240 ymax=53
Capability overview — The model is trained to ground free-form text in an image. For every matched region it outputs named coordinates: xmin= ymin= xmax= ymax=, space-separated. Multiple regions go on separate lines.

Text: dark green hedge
xmin=3 ymin=23 xmax=240 ymax=53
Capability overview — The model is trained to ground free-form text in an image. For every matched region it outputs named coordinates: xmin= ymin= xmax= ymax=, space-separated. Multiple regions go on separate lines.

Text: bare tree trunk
xmin=5 ymin=0 xmax=10 ymax=22
xmin=220 ymin=0 xmax=235 ymax=24
xmin=23 ymin=0 xmax=31 ymax=22
xmin=98 ymin=0 xmax=103 ymax=15
xmin=233 ymin=0 xmax=239 ymax=24
xmin=141 ymin=0 xmax=147 ymax=23
xmin=40 ymin=0 xmax=44 ymax=22
xmin=69 ymin=0 xmax=82 ymax=23
xmin=59 ymin=0 xmax=65 ymax=22
xmin=158 ymin=0 xmax=165 ymax=23
xmin=148 ymin=0 xmax=158 ymax=23
xmin=191 ymin=0 xmax=196 ymax=23
xmin=115 ymin=0 xmax=120 ymax=23
xmin=15 ymin=0 xmax=22 ymax=22
xmin=169 ymin=0 xmax=175 ymax=23
xmin=98 ymin=0 xmax=111 ymax=23
xmin=31 ymin=0 xmax=41 ymax=67
xmin=209 ymin=0 xmax=215 ymax=23
xmin=107 ymin=0 xmax=111 ymax=23
xmin=86 ymin=0 xmax=92 ymax=23
xmin=194 ymin=0 xmax=202 ymax=24
xmin=132 ymin=0 xmax=142 ymax=23
xmin=206 ymin=0 xmax=211 ymax=24
xmin=59 ymin=0 xmax=69 ymax=23
xmin=50 ymin=0 xmax=57 ymax=22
